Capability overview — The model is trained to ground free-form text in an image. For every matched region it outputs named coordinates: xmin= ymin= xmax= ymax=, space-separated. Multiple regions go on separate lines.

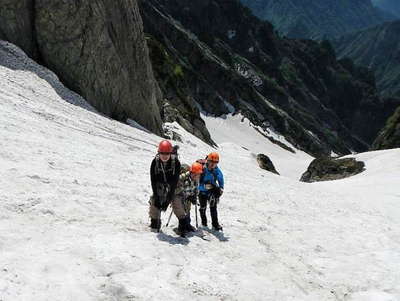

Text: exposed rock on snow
xmin=256 ymin=154 xmax=279 ymax=175
xmin=300 ymin=157 xmax=365 ymax=182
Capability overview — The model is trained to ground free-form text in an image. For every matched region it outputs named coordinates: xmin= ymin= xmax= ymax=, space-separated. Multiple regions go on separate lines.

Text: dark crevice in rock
xmin=31 ymin=0 xmax=43 ymax=63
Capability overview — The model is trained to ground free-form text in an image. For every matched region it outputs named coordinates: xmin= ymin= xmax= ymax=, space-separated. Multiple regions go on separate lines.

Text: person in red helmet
xmin=149 ymin=140 xmax=181 ymax=231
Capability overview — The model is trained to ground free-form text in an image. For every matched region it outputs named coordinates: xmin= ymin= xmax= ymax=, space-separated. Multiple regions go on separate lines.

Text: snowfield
xmin=202 ymin=113 xmax=313 ymax=179
xmin=1 ymin=41 xmax=400 ymax=301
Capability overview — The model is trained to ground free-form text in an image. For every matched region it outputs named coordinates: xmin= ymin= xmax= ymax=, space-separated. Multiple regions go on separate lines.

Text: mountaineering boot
xmin=212 ymin=223 xmax=223 ymax=231
xmin=150 ymin=218 xmax=161 ymax=232
xmin=185 ymin=216 xmax=196 ymax=232
xmin=178 ymin=218 xmax=188 ymax=237
xmin=210 ymin=205 xmax=222 ymax=231
xmin=200 ymin=208 xmax=207 ymax=227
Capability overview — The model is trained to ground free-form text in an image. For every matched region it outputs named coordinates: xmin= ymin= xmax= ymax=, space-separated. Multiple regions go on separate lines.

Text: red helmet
xmin=158 ymin=140 xmax=173 ymax=153
xmin=190 ymin=162 xmax=203 ymax=175
xmin=207 ymin=152 xmax=220 ymax=163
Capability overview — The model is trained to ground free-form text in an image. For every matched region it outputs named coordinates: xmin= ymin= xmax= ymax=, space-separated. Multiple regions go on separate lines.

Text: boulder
xmin=300 ymin=157 xmax=365 ymax=182
xmin=257 ymin=154 xmax=279 ymax=175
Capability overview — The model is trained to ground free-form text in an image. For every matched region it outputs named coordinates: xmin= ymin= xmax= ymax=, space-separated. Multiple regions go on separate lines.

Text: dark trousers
xmin=199 ymin=193 xmax=219 ymax=227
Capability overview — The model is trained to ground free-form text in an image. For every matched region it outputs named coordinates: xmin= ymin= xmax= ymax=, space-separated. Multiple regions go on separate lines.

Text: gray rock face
xmin=257 ymin=154 xmax=279 ymax=175
xmin=146 ymin=36 xmax=215 ymax=145
xmin=300 ymin=157 xmax=365 ymax=183
xmin=0 ymin=0 xmax=163 ymax=135
xmin=0 ymin=0 xmax=37 ymax=57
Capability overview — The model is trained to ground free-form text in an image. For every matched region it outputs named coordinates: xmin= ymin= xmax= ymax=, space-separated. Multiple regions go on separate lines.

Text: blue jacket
xmin=199 ymin=166 xmax=224 ymax=194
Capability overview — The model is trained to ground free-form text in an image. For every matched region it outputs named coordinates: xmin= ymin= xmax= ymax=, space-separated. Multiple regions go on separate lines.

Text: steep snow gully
xmin=1 ymin=41 xmax=400 ymax=301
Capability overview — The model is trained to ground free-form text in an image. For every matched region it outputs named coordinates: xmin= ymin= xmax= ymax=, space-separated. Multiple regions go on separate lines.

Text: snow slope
xmin=202 ymin=114 xmax=313 ymax=179
xmin=1 ymin=41 xmax=400 ymax=301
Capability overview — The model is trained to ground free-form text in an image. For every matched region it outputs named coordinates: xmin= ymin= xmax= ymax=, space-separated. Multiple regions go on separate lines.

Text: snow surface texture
xmin=1 ymin=40 xmax=400 ymax=301
xmin=202 ymin=114 xmax=313 ymax=179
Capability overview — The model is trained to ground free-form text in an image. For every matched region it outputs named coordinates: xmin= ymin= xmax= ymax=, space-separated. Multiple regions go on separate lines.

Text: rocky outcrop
xmin=139 ymin=0 xmax=390 ymax=156
xmin=146 ymin=36 xmax=214 ymax=145
xmin=300 ymin=157 xmax=365 ymax=183
xmin=0 ymin=0 xmax=37 ymax=58
xmin=0 ymin=0 xmax=163 ymax=135
xmin=257 ymin=154 xmax=279 ymax=175
xmin=372 ymin=106 xmax=400 ymax=150
xmin=240 ymin=0 xmax=392 ymax=39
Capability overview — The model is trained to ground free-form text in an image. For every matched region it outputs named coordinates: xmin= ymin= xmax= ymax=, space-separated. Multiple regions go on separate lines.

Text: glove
xmin=211 ymin=187 xmax=223 ymax=198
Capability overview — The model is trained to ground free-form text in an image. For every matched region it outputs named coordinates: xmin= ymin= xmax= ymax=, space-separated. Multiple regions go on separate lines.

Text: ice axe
xmin=165 ymin=205 xmax=173 ymax=227
xmin=195 ymin=195 xmax=199 ymax=228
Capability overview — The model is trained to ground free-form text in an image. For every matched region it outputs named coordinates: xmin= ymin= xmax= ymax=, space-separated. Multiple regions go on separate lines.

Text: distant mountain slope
xmin=334 ymin=20 xmax=400 ymax=98
xmin=139 ymin=0 xmax=399 ymax=157
xmin=372 ymin=0 xmax=400 ymax=17
xmin=240 ymin=0 xmax=392 ymax=39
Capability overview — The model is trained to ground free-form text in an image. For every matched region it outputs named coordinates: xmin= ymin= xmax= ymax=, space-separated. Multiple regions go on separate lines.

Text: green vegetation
xmin=279 ymin=59 xmax=299 ymax=83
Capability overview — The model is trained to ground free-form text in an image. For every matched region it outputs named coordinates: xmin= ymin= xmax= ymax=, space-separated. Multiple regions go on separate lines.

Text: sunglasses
xmin=159 ymin=152 xmax=171 ymax=155
xmin=208 ymin=160 xmax=219 ymax=164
